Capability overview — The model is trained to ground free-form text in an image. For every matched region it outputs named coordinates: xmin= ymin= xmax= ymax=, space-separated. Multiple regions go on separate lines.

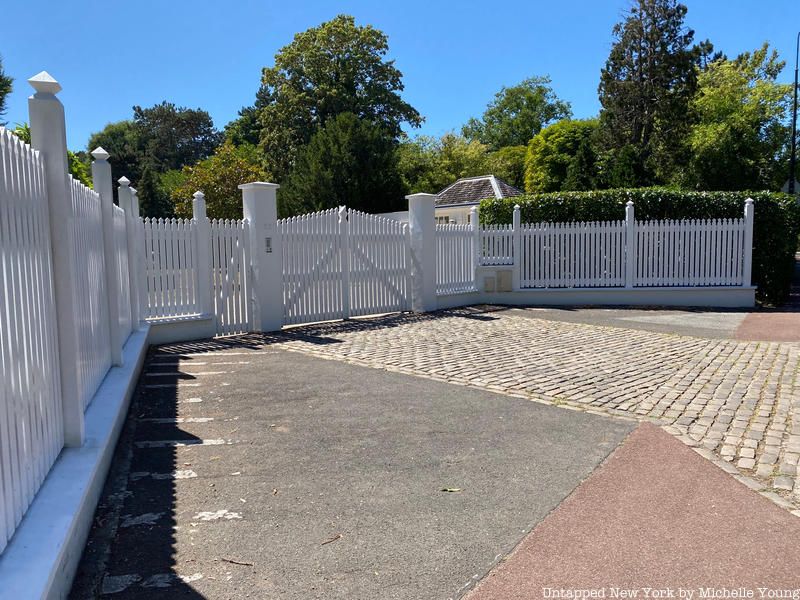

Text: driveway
xmin=71 ymin=343 xmax=633 ymax=599
xmin=263 ymin=307 xmax=800 ymax=506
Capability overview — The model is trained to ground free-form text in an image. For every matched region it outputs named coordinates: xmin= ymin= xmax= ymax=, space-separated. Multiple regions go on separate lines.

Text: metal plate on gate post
xmin=265 ymin=237 xmax=272 ymax=253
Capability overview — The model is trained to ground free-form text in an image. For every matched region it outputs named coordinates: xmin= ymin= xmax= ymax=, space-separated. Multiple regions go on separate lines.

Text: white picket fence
xmin=436 ymin=223 xmax=478 ymax=295
xmin=279 ymin=207 xmax=411 ymax=325
xmin=455 ymin=202 xmax=755 ymax=294
xmin=480 ymin=224 xmax=514 ymax=266
xmin=142 ymin=217 xmax=200 ymax=319
xmin=70 ymin=177 xmax=112 ymax=408
xmin=520 ymin=221 xmax=626 ymax=288
xmin=634 ymin=218 xmax=747 ymax=286
xmin=210 ymin=219 xmax=252 ymax=335
xmin=0 ymin=122 xmax=140 ymax=553
xmin=0 ymin=129 xmax=64 ymax=554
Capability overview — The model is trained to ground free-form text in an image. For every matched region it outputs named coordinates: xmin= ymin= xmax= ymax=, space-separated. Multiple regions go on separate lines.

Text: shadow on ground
xmin=70 ymin=353 xmax=205 ymax=599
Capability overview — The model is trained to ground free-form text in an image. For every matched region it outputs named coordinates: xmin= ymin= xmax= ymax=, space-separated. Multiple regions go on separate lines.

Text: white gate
xmin=279 ymin=207 xmax=411 ymax=325
xmin=210 ymin=219 xmax=252 ymax=336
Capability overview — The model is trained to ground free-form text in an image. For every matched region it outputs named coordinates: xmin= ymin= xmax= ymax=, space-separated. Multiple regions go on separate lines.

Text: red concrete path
xmin=468 ymin=424 xmax=800 ymax=599
xmin=736 ymin=254 xmax=800 ymax=341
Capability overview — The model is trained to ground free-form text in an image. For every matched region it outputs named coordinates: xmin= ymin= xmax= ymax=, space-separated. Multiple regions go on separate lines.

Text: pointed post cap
xmin=514 ymin=204 xmax=521 ymax=210
xmin=118 ymin=176 xmax=131 ymax=187
xmin=91 ymin=147 xmax=110 ymax=161
xmin=193 ymin=190 xmax=205 ymax=200
xmin=28 ymin=71 xmax=62 ymax=95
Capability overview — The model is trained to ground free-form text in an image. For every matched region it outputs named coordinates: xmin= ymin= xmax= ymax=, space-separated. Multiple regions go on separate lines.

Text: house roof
xmin=435 ymin=175 xmax=522 ymax=207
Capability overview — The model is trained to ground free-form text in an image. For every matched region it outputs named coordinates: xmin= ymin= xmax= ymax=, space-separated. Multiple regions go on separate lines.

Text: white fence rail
xmin=70 ymin=177 xmax=112 ymax=409
xmin=0 ymin=129 xmax=63 ymax=553
xmin=436 ymin=223 xmax=478 ymax=295
xmin=210 ymin=219 xmax=251 ymax=335
xmin=141 ymin=217 xmax=200 ymax=320
xmin=520 ymin=221 xmax=626 ymax=288
xmin=634 ymin=218 xmax=747 ymax=287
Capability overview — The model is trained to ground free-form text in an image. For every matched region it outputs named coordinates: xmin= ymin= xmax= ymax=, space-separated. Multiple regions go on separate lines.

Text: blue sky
xmin=2 ymin=0 xmax=799 ymax=150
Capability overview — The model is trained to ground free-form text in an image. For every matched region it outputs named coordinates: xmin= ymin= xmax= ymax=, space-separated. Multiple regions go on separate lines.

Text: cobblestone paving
xmin=260 ymin=308 xmax=800 ymax=511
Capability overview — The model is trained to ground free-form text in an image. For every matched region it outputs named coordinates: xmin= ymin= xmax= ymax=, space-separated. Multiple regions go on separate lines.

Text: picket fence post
xmin=27 ymin=72 xmax=84 ymax=447
xmin=193 ymin=191 xmax=214 ymax=318
xmin=407 ymin=193 xmax=437 ymax=312
xmin=512 ymin=204 xmax=521 ymax=291
xmin=743 ymin=198 xmax=754 ymax=287
xmin=118 ymin=178 xmax=141 ymax=325
xmin=469 ymin=206 xmax=479 ymax=269
xmin=625 ymin=200 xmax=636 ymax=289
xmin=130 ymin=187 xmax=145 ymax=324
xmin=91 ymin=148 xmax=123 ymax=365
xmin=240 ymin=182 xmax=283 ymax=332
xmin=339 ymin=205 xmax=351 ymax=318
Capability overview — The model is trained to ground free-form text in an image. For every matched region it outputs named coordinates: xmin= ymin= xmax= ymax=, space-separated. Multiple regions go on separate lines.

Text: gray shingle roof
xmin=435 ymin=175 xmax=522 ymax=207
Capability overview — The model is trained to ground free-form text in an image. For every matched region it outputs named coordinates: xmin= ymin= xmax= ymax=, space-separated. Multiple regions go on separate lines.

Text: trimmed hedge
xmin=479 ymin=188 xmax=800 ymax=304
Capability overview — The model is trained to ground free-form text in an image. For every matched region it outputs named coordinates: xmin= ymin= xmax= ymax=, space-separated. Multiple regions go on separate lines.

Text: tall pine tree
xmin=598 ymin=0 xmax=710 ymax=185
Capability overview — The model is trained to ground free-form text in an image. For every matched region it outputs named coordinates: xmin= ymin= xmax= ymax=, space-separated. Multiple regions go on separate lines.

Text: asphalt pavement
xmin=71 ymin=343 xmax=633 ymax=599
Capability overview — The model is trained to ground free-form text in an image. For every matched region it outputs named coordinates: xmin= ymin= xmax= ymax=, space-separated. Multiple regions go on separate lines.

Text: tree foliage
xmin=0 ymin=55 xmax=12 ymax=126
xmin=684 ymin=43 xmax=792 ymax=191
xmin=87 ymin=102 xmax=221 ymax=216
xmin=525 ymin=119 xmax=599 ymax=192
xmin=463 ymin=76 xmax=571 ymax=149
xmin=132 ymin=102 xmax=222 ymax=173
xmin=224 ymin=85 xmax=270 ymax=147
xmin=171 ymin=142 xmax=266 ymax=220
xmin=257 ymin=15 xmax=421 ymax=179
xmin=487 ymin=145 xmax=527 ymax=189
xmin=280 ymin=112 xmax=404 ymax=215
xmin=598 ymin=0 xmax=709 ymax=184
xmin=87 ymin=121 xmax=141 ymax=189
xmin=397 ymin=134 xmax=490 ymax=194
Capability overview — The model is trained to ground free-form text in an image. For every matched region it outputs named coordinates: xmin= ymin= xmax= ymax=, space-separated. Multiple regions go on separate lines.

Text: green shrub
xmin=479 ymin=188 xmax=800 ymax=304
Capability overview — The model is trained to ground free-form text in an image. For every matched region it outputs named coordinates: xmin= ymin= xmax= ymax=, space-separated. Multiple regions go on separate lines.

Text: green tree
xmin=171 ymin=142 xmax=266 ymax=220
xmin=463 ymin=76 xmax=572 ymax=149
xmin=525 ymin=119 xmax=599 ymax=192
xmin=257 ymin=15 xmax=422 ymax=179
xmin=598 ymin=0 xmax=709 ymax=184
xmin=397 ymin=133 xmax=492 ymax=194
xmin=87 ymin=120 xmax=141 ymax=187
xmin=224 ymin=85 xmax=270 ymax=147
xmin=684 ymin=43 xmax=792 ymax=191
xmin=137 ymin=166 xmax=172 ymax=219
xmin=87 ymin=102 xmax=221 ymax=215
xmin=563 ymin=137 xmax=597 ymax=191
xmin=0 ymin=55 xmax=12 ymax=126
xmin=132 ymin=101 xmax=221 ymax=173
xmin=487 ymin=145 xmax=527 ymax=189
xmin=280 ymin=112 xmax=404 ymax=214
